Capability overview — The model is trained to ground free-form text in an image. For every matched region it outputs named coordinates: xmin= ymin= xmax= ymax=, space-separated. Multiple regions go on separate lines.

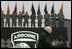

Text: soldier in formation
xmin=1 ymin=39 xmax=5 ymax=48
xmin=44 ymin=11 xmax=50 ymax=27
xmin=17 ymin=12 xmax=23 ymax=27
xmin=58 ymin=11 xmax=64 ymax=28
xmin=37 ymin=12 xmax=42 ymax=28
xmin=11 ymin=11 xmax=17 ymax=27
xmin=30 ymin=13 xmax=36 ymax=28
xmin=51 ymin=12 xmax=57 ymax=27
xmin=23 ymin=12 xmax=29 ymax=27
xmin=6 ymin=39 xmax=11 ymax=48
xmin=1 ymin=10 xmax=5 ymax=27
xmin=5 ymin=11 xmax=10 ymax=27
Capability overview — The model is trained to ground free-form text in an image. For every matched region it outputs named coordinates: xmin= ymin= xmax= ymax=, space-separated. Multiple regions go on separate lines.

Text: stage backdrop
xmin=1 ymin=28 xmax=67 ymax=40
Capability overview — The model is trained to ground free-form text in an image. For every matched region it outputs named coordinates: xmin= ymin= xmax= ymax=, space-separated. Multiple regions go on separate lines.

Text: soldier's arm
xmin=49 ymin=14 xmax=50 ymax=17
xmin=28 ymin=15 xmax=29 ymax=19
xmin=63 ymin=16 xmax=65 ymax=19
xmin=30 ymin=15 xmax=32 ymax=19
xmin=57 ymin=13 xmax=59 ymax=19
xmin=41 ymin=15 xmax=43 ymax=19
xmin=62 ymin=14 xmax=65 ymax=19
xmin=55 ymin=14 xmax=57 ymax=19
xmin=23 ymin=15 xmax=25 ymax=19
xmin=3 ymin=13 xmax=5 ymax=17
xmin=44 ymin=15 xmax=45 ymax=19
xmin=5 ymin=14 xmax=7 ymax=19
xmin=44 ymin=14 xmax=45 ymax=19
xmin=3 ymin=14 xmax=6 ymax=19
xmin=35 ymin=15 xmax=36 ymax=19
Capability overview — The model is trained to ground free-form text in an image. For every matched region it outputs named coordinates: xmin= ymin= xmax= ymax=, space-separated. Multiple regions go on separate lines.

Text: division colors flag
xmin=31 ymin=3 xmax=36 ymax=14
xmin=7 ymin=3 xmax=10 ymax=14
xmin=51 ymin=3 xmax=54 ymax=14
xmin=14 ymin=2 xmax=17 ymax=15
xmin=22 ymin=3 xmax=24 ymax=16
xmin=37 ymin=3 xmax=40 ymax=14
xmin=60 ymin=3 xmax=64 ymax=13
xmin=44 ymin=2 xmax=47 ymax=13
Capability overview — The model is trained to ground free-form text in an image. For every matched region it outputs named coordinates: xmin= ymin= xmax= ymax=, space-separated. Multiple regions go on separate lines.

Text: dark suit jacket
xmin=38 ymin=30 xmax=52 ymax=48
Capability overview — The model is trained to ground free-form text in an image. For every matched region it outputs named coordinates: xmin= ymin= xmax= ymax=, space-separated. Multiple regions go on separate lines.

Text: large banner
xmin=11 ymin=31 xmax=39 ymax=48
xmin=1 ymin=28 xmax=67 ymax=40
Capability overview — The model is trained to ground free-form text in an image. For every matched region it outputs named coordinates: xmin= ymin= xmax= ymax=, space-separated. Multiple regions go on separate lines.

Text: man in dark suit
xmin=38 ymin=26 xmax=56 ymax=48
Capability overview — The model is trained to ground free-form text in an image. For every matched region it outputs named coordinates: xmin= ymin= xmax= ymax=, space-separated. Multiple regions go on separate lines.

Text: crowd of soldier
xmin=1 ymin=10 xmax=64 ymax=28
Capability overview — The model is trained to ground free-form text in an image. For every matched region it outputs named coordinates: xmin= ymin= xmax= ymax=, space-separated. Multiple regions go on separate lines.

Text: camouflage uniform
xmin=18 ymin=12 xmax=23 ymax=27
xmin=6 ymin=39 xmax=11 ymax=48
xmin=1 ymin=11 xmax=5 ymax=27
xmin=11 ymin=12 xmax=17 ymax=27
xmin=44 ymin=12 xmax=50 ymax=26
xmin=1 ymin=39 xmax=5 ymax=48
xmin=51 ymin=13 xmax=57 ymax=27
xmin=23 ymin=12 xmax=29 ymax=27
xmin=37 ymin=13 xmax=42 ymax=28
xmin=5 ymin=13 xmax=10 ymax=27
xmin=30 ymin=14 xmax=36 ymax=28
xmin=58 ymin=12 xmax=64 ymax=27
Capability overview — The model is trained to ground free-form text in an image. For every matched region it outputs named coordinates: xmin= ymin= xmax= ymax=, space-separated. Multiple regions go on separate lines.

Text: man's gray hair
xmin=44 ymin=26 xmax=52 ymax=30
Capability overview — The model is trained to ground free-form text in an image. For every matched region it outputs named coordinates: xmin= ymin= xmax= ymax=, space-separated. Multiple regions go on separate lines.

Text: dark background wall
xmin=64 ymin=19 xmax=71 ymax=40
xmin=1 ymin=27 xmax=67 ymax=41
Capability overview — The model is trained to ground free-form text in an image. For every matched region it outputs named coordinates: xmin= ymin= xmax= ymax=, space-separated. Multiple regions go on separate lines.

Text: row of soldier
xmin=1 ymin=10 xmax=64 ymax=28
